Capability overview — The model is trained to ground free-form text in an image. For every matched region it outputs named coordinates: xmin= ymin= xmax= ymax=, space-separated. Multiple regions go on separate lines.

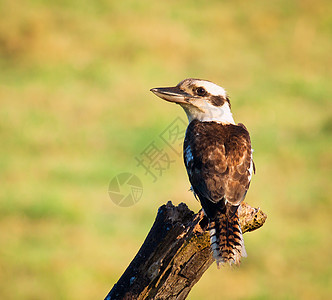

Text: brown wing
xmin=184 ymin=120 xmax=252 ymax=209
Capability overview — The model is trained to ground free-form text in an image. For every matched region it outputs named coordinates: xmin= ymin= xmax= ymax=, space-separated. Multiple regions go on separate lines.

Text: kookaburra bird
xmin=151 ymin=78 xmax=254 ymax=266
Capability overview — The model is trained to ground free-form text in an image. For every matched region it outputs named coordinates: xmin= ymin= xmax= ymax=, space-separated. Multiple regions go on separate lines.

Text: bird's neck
xmin=182 ymin=102 xmax=236 ymax=124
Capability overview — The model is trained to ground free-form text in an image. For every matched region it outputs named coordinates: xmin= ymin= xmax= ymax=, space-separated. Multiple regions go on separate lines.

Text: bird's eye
xmin=196 ymin=87 xmax=207 ymax=97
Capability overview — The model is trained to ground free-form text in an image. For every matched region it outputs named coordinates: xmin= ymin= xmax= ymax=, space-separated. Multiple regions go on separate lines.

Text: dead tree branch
xmin=105 ymin=201 xmax=267 ymax=300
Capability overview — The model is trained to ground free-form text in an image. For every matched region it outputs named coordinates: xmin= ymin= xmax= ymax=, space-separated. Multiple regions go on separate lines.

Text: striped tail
xmin=209 ymin=208 xmax=247 ymax=267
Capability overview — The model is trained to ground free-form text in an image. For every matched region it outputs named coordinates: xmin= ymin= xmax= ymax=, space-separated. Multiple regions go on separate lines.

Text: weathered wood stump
xmin=105 ymin=201 xmax=267 ymax=300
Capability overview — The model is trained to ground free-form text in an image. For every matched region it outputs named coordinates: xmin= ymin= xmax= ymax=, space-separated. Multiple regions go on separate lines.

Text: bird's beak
xmin=150 ymin=86 xmax=193 ymax=105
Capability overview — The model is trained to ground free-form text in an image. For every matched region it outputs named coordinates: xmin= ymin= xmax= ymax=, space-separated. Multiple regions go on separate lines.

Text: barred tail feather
xmin=209 ymin=210 xmax=247 ymax=267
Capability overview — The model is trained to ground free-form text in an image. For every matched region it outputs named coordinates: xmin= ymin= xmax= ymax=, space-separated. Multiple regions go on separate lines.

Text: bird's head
xmin=151 ymin=78 xmax=235 ymax=124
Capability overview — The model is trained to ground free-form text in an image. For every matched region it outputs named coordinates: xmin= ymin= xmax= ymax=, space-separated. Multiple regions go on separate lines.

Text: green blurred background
xmin=1 ymin=0 xmax=331 ymax=299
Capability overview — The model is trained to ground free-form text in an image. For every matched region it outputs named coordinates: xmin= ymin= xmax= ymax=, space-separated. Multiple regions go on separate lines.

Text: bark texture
xmin=105 ymin=201 xmax=267 ymax=300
